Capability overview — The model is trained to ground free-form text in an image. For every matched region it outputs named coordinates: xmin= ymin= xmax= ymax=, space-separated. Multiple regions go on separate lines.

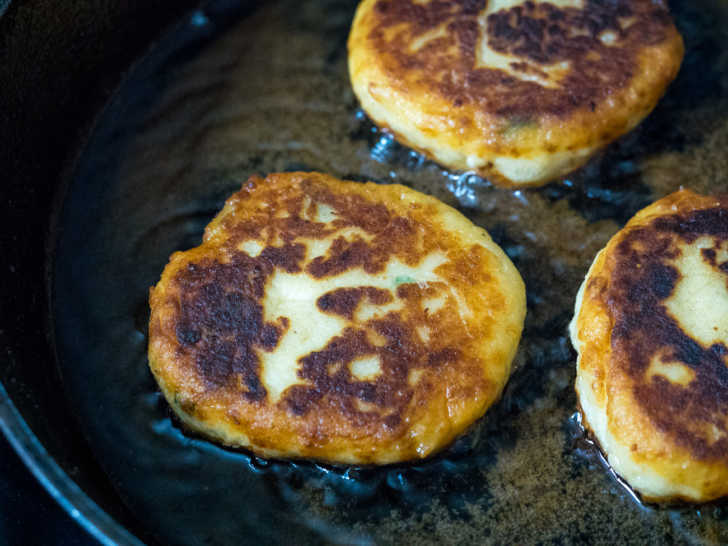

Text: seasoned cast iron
xmin=2 ymin=0 xmax=728 ymax=544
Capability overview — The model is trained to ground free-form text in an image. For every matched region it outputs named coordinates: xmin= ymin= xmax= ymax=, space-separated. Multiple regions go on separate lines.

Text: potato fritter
xmin=149 ymin=172 xmax=526 ymax=464
xmin=571 ymin=190 xmax=728 ymax=502
xmin=348 ymin=0 xmax=683 ymax=187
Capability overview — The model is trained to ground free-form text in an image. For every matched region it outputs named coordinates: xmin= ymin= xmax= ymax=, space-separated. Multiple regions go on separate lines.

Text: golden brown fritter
xmin=149 ymin=172 xmax=525 ymax=464
xmin=348 ymin=0 xmax=684 ymax=187
xmin=570 ymin=190 xmax=728 ymax=503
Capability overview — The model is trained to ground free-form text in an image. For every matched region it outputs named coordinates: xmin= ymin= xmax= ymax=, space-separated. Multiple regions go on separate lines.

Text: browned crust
xmin=148 ymin=172 xmax=525 ymax=463
xmin=366 ymin=0 xmax=678 ymax=120
xmin=348 ymin=0 xmax=684 ymax=185
xmin=575 ymin=189 xmax=728 ymax=502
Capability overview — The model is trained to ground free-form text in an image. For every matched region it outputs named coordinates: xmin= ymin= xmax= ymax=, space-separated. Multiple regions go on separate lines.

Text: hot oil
xmin=52 ymin=0 xmax=728 ymax=544
xmin=568 ymin=412 xmax=728 ymax=545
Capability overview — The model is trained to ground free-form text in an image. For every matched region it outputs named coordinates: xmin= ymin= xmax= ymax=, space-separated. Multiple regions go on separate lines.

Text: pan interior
xmin=53 ymin=1 xmax=728 ymax=544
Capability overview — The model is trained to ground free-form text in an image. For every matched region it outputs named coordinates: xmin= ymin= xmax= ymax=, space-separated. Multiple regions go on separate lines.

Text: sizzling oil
xmin=53 ymin=0 xmax=728 ymax=544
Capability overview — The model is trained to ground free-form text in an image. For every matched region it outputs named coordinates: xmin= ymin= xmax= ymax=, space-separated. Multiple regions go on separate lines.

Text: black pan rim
xmin=0 ymin=0 xmax=128 ymax=542
xmin=0 ymin=381 xmax=142 ymax=546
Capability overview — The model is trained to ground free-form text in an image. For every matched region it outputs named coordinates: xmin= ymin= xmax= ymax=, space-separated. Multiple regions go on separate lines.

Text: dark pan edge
xmin=0 ymin=381 xmax=143 ymax=546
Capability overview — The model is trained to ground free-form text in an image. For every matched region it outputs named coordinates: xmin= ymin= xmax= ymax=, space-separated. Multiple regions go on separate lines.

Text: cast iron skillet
xmin=2 ymin=1 xmax=728 ymax=545
xmin=0 ymin=1 xmax=198 ymax=543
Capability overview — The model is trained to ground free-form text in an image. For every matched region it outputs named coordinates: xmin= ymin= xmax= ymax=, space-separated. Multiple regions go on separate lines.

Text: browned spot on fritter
xmin=317 ymin=287 xmax=393 ymax=319
xmin=702 ymin=247 xmax=718 ymax=266
xmin=173 ymin=255 xmax=285 ymax=401
xmin=427 ymin=347 xmax=461 ymax=367
xmin=606 ymin=206 xmax=728 ymax=460
xmin=284 ymin=314 xmax=462 ymax=418
xmin=368 ymin=0 xmax=675 ymax=118
xmin=307 ymin=217 xmax=417 ymax=278
xmin=172 ymin=249 xmax=302 ymax=396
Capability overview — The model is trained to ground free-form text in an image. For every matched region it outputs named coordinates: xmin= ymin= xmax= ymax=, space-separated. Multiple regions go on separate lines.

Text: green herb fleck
xmin=394 ymin=275 xmax=416 ymax=286
xmin=502 ymin=116 xmax=538 ymax=136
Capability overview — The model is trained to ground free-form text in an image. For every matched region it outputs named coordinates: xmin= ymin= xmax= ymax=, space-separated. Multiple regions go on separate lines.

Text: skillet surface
xmin=53 ymin=1 xmax=728 ymax=543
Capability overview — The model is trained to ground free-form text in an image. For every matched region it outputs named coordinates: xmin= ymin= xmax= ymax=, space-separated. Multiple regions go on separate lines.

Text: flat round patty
xmin=348 ymin=0 xmax=683 ymax=187
xmin=570 ymin=190 xmax=728 ymax=502
xmin=148 ymin=172 xmax=526 ymax=464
